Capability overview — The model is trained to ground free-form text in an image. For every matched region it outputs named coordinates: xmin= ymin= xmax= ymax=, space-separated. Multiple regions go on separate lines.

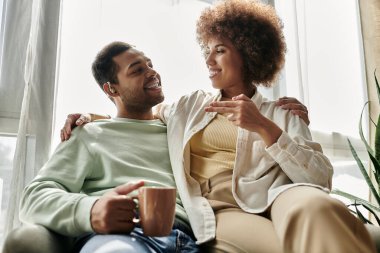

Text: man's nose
xmin=146 ymin=67 xmax=157 ymax=78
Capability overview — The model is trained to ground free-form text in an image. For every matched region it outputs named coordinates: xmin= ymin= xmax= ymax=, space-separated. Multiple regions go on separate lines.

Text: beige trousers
xmin=200 ymin=171 xmax=376 ymax=253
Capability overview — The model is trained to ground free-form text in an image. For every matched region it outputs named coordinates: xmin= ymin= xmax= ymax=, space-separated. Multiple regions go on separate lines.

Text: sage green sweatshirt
xmin=19 ymin=118 xmax=188 ymax=236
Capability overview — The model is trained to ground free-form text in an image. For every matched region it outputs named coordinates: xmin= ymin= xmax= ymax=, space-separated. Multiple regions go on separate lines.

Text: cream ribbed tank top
xmin=190 ymin=113 xmax=238 ymax=184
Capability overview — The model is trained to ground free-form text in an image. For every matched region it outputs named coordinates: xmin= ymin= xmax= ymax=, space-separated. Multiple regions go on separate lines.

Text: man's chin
xmin=150 ymin=95 xmax=165 ymax=107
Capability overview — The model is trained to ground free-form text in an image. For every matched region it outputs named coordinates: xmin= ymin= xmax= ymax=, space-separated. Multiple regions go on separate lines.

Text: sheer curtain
xmin=1 ymin=0 xmax=61 ymax=236
xmin=274 ymin=0 xmax=370 ymax=203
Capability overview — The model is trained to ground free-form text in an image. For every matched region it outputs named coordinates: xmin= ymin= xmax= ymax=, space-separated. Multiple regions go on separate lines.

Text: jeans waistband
xmin=173 ymin=219 xmax=195 ymax=240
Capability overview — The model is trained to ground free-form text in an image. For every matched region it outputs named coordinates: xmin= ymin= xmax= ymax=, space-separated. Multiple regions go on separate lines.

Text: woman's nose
xmin=205 ymin=52 xmax=215 ymax=66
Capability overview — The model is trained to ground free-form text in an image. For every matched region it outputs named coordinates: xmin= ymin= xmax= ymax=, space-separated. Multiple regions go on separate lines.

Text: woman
xmin=63 ymin=1 xmax=375 ymax=252
xmin=156 ymin=1 xmax=375 ymax=253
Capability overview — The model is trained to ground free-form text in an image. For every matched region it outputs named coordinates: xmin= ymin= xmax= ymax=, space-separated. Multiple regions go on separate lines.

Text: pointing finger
xmin=209 ymin=101 xmax=239 ymax=107
xmin=205 ymin=106 xmax=236 ymax=114
xmin=232 ymin=94 xmax=251 ymax=101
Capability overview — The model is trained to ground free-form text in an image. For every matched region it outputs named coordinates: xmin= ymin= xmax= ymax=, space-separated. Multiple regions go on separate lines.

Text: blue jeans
xmin=75 ymin=226 xmax=199 ymax=253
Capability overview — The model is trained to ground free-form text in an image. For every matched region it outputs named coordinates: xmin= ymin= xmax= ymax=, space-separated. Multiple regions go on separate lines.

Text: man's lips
xmin=144 ymin=78 xmax=161 ymax=89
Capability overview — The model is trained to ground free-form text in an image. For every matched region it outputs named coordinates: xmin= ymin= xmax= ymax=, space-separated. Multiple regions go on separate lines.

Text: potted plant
xmin=332 ymin=71 xmax=380 ymax=225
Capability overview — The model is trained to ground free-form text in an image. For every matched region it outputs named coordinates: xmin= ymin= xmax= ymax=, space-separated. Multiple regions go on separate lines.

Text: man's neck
xmin=116 ymin=110 xmax=155 ymax=120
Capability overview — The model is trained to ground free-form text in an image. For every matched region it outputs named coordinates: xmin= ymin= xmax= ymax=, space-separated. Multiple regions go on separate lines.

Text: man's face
xmin=112 ymin=49 xmax=164 ymax=111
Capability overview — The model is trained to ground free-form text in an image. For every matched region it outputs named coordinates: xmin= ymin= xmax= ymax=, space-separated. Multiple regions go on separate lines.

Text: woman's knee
xmin=289 ymin=194 xmax=344 ymax=219
xmin=275 ymin=191 xmax=352 ymax=237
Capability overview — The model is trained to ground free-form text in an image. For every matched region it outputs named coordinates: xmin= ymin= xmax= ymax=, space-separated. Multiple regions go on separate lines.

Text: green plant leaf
xmin=347 ymin=138 xmax=380 ymax=205
xmin=360 ymin=202 xmax=380 ymax=225
xmin=359 ymin=102 xmax=375 ymax=157
xmin=370 ymin=115 xmax=377 ymax=128
xmin=367 ymin=148 xmax=380 ymax=186
xmin=332 ymin=188 xmax=380 ymax=212
xmin=375 ymin=115 xmax=380 ymax=163
xmin=375 ymin=70 xmax=380 ymax=104
xmin=347 ymin=202 xmax=380 ymax=226
xmin=352 ymin=202 xmax=373 ymax=224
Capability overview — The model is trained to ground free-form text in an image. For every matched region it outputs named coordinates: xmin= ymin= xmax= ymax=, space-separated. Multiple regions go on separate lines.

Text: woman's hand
xmin=60 ymin=113 xmax=109 ymax=142
xmin=205 ymin=94 xmax=282 ymax=146
xmin=276 ymin=96 xmax=309 ymax=125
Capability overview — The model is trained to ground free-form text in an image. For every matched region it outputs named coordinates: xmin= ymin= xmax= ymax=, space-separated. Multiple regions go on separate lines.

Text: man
xmin=17 ymin=41 xmax=199 ymax=253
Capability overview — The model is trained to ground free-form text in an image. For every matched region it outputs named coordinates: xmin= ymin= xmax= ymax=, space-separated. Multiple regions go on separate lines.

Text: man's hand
xmin=275 ymin=97 xmax=310 ymax=125
xmin=60 ymin=113 xmax=110 ymax=142
xmin=90 ymin=181 xmax=144 ymax=234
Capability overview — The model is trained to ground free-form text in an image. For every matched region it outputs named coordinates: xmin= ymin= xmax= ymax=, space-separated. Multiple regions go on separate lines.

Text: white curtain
xmin=273 ymin=0 xmax=370 ymax=205
xmin=1 ymin=0 xmax=61 ymax=236
xmin=274 ymin=0 xmax=367 ymax=143
xmin=273 ymin=0 xmax=308 ymax=106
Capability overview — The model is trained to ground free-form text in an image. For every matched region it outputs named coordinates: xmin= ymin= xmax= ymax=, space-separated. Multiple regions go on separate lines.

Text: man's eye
xmin=132 ymin=68 xmax=143 ymax=74
xmin=216 ymin=49 xmax=224 ymax=53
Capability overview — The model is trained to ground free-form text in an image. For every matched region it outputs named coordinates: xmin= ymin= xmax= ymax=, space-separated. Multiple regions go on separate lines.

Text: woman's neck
xmin=221 ymin=85 xmax=256 ymax=99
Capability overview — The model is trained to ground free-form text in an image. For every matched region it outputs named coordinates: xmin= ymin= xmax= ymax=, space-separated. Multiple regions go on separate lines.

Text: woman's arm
xmin=60 ymin=96 xmax=310 ymax=141
xmin=205 ymin=94 xmax=333 ymax=188
xmin=61 ymin=113 xmax=110 ymax=141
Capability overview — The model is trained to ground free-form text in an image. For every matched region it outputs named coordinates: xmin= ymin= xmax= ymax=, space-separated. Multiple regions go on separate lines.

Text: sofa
xmin=3 ymin=223 xmax=380 ymax=253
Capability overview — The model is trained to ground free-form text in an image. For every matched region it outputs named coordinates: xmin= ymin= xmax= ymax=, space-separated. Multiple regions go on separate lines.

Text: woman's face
xmin=205 ymin=37 xmax=245 ymax=90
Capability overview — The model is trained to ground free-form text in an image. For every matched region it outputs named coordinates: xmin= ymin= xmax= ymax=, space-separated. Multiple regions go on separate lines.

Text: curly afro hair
xmin=196 ymin=0 xmax=286 ymax=87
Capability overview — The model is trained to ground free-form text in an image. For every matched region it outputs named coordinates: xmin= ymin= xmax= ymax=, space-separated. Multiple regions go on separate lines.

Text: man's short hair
xmin=92 ymin=41 xmax=133 ymax=89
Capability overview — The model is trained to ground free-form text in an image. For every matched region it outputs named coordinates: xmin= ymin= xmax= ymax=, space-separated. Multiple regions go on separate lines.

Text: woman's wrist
xmin=257 ymin=118 xmax=282 ymax=147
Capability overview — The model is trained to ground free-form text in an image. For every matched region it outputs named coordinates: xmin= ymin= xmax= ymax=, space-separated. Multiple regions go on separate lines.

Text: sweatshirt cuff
xmin=74 ymin=196 xmax=100 ymax=233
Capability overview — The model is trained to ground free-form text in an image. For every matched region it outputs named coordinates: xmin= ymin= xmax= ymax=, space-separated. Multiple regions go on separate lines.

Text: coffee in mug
xmin=137 ymin=186 xmax=176 ymax=236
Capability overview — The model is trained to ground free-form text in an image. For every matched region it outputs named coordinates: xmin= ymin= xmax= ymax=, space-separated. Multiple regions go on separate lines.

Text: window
xmin=56 ymin=1 xmax=370 ymax=207
xmin=0 ymin=135 xmax=16 ymax=244
xmin=275 ymin=0 xmax=369 ymax=206
xmin=53 ymin=0 xmax=212 ymax=148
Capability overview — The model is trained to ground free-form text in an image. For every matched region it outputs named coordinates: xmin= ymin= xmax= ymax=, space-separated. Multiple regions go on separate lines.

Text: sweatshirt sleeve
xmin=19 ymin=130 xmax=100 ymax=237
xmin=265 ymin=112 xmax=333 ymax=190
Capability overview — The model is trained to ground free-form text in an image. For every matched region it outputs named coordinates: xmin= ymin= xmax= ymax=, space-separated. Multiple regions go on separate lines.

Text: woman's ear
xmin=103 ymin=82 xmax=118 ymax=97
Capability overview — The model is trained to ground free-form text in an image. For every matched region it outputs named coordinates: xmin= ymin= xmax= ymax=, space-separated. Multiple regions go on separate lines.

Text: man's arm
xmin=20 ymin=129 xmax=143 ymax=237
xmin=19 ymin=131 xmax=98 ymax=236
